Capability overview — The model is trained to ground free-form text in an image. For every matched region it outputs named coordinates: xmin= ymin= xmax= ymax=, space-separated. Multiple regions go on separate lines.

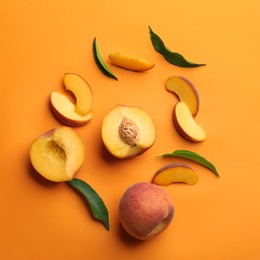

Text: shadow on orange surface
xmin=117 ymin=223 xmax=144 ymax=246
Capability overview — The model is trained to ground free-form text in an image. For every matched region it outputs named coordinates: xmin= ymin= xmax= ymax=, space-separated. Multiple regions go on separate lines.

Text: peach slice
xmin=166 ymin=76 xmax=199 ymax=116
xmin=101 ymin=105 xmax=156 ymax=159
xmin=63 ymin=73 xmax=93 ymax=116
xmin=152 ymin=163 xmax=198 ymax=185
xmin=30 ymin=126 xmax=85 ymax=182
xmin=50 ymin=73 xmax=93 ymax=126
xmin=108 ymin=52 xmax=155 ymax=72
xmin=173 ymin=101 xmax=206 ymax=142
xmin=50 ymin=92 xmax=92 ymax=127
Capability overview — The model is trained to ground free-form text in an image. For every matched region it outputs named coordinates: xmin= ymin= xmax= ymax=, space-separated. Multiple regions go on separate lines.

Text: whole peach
xmin=119 ymin=182 xmax=175 ymax=240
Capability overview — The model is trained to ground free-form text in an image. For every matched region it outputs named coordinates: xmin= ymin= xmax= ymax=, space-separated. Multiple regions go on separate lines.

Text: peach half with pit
xmin=50 ymin=73 xmax=93 ymax=127
xmin=152 ymin=163 xmax=199 ymax=185
xmin=166 ymin=76 xmax=199 ymax=116
xmin=119 ymin=182 xmax=175 ymax=240
xmin=101 ymin=105 xmax=156 ymax=159
xmin=173 ymin=101 xmax=206 ymax=142
xmin=30 ymin=126 xmax=85 ymax=182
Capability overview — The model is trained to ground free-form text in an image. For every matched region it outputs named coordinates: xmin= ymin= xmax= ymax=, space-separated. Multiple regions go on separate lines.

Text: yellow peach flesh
xmin=166 ymin=76 xmax=199 ymax=116
xmin=30 ymin=126 xmax=85 ymax=182
xmin=102 ymin=105 xmax=156 ymax=158
xmin=50 ymin=91 xmax=92 ymax=126
xmin=153 ymin=164 xmax=199 ymax=185
xmin=174 ymin=102 xmax=206 ymax=142
xmin=63 ymin=73 xmax=93 ymax=116
xmin=108 ymin=52 xmax=155 ymax=72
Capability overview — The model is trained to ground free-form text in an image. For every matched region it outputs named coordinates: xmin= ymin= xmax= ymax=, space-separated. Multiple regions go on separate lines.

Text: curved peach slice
xmin=152 ymin=163 xmax=198 ymax=185
xmin=101 ymin=105 xmax=156 ymax=159
xmin=166 ymin=76 xmax=199 ymax=116
xmin=173 ymin=101 xmax=206 ymax=142
xmin=63 ymin=73 xmax=93 ymax=116
xmin=50 ymin=92 xmax=92 ymax=127
xmin=108 ymin=52 xmax=155 ymax=72
xmin=30 ymin=126 xmax=85 ymax=182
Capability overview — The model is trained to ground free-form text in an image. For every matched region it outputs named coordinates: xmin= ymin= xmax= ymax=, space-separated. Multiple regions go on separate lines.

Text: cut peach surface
xmin=50 ymin=91 xmax=92 ymax=127
xmin=63 ymin=73 xmax=93 ymax=116
xmin=108 ymin=52 xmax=155 ymax=72
xmin=30 ymin=126 xmax=85 ymax=182
xmin=101 ymin=105 xmax=156 ymax=159
xmin=173 ymin=101 xmax=206 ymax=142
xmin=152 ymin=163 xmax=198 ymax=185
xmin=166 ymin=76 xmax=199 ymax=116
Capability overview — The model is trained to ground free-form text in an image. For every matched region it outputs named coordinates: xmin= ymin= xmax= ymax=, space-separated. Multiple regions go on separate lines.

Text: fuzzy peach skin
xmin=119 ymin=182 xmax=174 ymax=240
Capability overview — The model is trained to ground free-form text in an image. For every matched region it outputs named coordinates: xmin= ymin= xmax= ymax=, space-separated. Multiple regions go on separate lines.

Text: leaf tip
xmin=215 ymin=172 xmax=220 ymax=178
xmin=105 ymin=224 xmax=110 ymax=231
xmin=148 ymin=26 xmax=154 ymax=33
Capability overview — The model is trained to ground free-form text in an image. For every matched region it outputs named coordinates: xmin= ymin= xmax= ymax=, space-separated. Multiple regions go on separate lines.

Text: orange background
xmin=1 ymin=0 xmax=260 ymax=259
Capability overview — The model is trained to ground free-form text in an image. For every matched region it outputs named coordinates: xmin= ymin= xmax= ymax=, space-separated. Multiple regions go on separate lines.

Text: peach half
xmin=108 ymin=52 xmax=155 ymax=72
xmin=101 ymin=105 xmax=156 ymax=159
xmin=152 ymin=163 xmax=199 ymax=185
xmin=166 ymin=76 xmax=199 ymax=116
xmin=50 ymin=73 xmax=93 ymax=126
xmin=173 ymin=101 xmax=206 ymax=142
xmin=30 ymin=126 xmax=85 ymax=182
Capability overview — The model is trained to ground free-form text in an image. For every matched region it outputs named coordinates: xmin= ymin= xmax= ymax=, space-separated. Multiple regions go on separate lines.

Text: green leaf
xmin=92 ymin=37 xmax=118 ymax=80
xmin=148 ymin=26 xmax=206 ymax=68
xmin=68 ymin=178 xmax=110 ymax=231
xmin=157 ymin=150 xmax=220 ymax=177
